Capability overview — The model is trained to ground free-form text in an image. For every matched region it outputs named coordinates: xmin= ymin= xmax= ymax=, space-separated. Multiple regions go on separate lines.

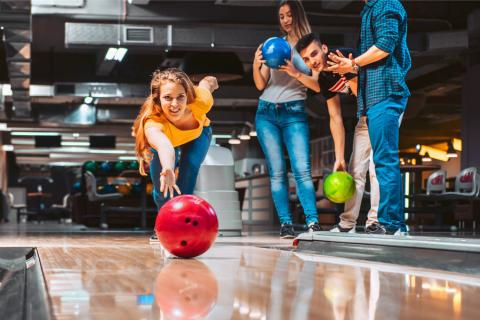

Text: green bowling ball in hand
xmin=323 ymin=171 xmax=355 ymax=203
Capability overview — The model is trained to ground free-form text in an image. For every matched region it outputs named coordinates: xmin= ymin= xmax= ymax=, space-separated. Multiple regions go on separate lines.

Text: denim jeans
xmin=255 ymin=99 xmax=318 ymax=225
xmin=366 ymin=96 xmax=408 ymax=232
xmin=150 ymin=126 xmax=212 ymax=209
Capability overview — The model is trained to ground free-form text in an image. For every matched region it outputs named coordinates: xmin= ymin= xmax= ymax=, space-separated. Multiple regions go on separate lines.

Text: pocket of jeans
xmin=257 ymin=100 xmax=268 ymax=114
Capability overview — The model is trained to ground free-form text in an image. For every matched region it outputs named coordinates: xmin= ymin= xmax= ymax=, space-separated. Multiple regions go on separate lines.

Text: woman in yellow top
xmin=133 ymin=68 xmax=218 ymax=212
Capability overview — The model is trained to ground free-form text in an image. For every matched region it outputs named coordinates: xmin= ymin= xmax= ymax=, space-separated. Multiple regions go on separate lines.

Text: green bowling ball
xmin=129 ymin=161 xmax=140 ymax=170
xmin=114 ymin=161 xmax=127 ymax=173
xmin=84 ymin=161 xmax=97 ymax=174
xmin=323 ymin=171 xmax=355 ymax=203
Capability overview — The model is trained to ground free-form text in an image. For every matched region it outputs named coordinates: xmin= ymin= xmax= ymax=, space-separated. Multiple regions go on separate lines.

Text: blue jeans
xmin=367 ymin=96 xmax=408 ymax=232
xmin=150 ymin=126 xmax=212 ymax=209
xmin=256 ymin=99 xmax=318 ymax=225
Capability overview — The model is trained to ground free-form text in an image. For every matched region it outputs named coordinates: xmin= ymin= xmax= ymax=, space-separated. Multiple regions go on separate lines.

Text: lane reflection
xmin=155 ymin=259 xmax=218 ymax=320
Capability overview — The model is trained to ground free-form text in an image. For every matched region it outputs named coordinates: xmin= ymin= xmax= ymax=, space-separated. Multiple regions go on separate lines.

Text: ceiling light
xmin=417 ymin=145 xmax=448 ymax=162
xmin=49 ymin=162 xmax=83 ymax=167
xmin=105 ymin=47 xmax=117 ymax=60
xmin=114 ymin=48 xmax=128 ymax=62
xmin=422 ymin=152 xmax=432 ymax=162
xmin=238 ymin=127 xmax=251 ymax=140
xmin=84 ymin=95 xmax=94 ymax=104
xmin=446 ymin=141 xmax=457 ymax=158
xmin=228 ymin=130 xmax=241 ymax=145
xmin=228 ymin=138 xmax=241 ymax=145
xmin=61 ymin=141 xmax=90 ymax=147
xmin=12 ymin=132 xmax=60 ymax=136
xmin=238 ymin=134 xmax=250 ymax=140
xmin=88 ymin=149 xmax=130 ymax=154
xmin=452 ymin=138 xmax=462 ymax=152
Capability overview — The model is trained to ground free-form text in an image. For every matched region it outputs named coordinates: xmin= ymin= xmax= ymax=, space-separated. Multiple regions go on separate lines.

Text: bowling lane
xmin=2 ymin=234 xmax=480 ymax=319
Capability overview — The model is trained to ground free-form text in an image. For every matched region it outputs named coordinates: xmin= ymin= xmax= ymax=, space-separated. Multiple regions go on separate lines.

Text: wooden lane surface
xmin=1 ymin=234 xmax=480 ymax=319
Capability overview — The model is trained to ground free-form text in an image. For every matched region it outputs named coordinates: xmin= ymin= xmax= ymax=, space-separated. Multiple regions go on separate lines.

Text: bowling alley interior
xmin=1 ymin=0 xmax=480 ymax=319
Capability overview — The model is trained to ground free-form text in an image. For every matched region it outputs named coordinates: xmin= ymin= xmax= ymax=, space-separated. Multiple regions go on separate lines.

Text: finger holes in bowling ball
xmin=185 ymin=217 xmax=191 ymax=223
xmin=193 ymin=221 xmax=198 ymax=226
xmin=181 ymin=240 xmax=187 ymax=246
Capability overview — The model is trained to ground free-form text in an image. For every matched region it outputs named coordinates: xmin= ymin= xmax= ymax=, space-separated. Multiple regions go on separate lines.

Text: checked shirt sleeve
xmin=373 ymin=1 xmax=403 ymax=53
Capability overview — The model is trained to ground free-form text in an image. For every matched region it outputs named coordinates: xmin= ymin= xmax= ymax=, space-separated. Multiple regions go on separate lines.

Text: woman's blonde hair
xmin=132 ymin=68 xmax=196 ymax=175
xmin=278 ymin=0 xmax=311 ymax=41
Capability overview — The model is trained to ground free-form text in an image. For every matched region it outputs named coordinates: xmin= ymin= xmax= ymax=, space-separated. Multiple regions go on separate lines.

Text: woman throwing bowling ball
xmin=253 ymin=0 xmax=322 ymax=238
xmin=132 ymin=68 xmax=218 ymax=242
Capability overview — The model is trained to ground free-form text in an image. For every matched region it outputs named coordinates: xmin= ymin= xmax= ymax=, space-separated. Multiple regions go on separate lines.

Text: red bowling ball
xmin=155 ymin=195 xmax=218 ymax=258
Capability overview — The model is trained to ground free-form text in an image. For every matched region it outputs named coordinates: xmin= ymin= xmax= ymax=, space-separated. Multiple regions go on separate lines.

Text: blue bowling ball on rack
xmin=101 ymin=184 xmax=117 ymax=194
xmin=261 ymin=37 xmax=291 ymax=69
xmin=100 ymin=161 xmax=113 ymax=174
xmin=72 ymin=181 xmax=81 ymax=193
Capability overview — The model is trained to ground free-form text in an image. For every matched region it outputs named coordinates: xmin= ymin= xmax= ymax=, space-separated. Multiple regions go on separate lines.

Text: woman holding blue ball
xmin=253 ymin=0 xmax=321 ymax=238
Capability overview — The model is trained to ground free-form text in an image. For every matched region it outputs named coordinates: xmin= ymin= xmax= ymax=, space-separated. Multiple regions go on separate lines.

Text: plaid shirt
xmin=357 ymin=0 xmax=411 ymax=116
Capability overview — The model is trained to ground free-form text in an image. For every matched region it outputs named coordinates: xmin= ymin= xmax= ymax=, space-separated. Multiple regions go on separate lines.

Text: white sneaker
xmin=329 ymin=224 xmax=356 ymax=233
xmin=391 ymin=229 xmax=408 ymax=236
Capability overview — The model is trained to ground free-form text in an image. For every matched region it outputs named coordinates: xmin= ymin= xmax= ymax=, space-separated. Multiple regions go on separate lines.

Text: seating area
xmin=406 ymin=167 xmax=480 ymax=230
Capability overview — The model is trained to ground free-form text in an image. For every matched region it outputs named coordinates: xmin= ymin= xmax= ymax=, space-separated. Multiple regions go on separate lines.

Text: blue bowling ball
xmin=261 ymin=37 xmax=291 ymax=69
xmin=72 ymin=181 xmax=81 ymax=193
xmin=101 ymin=184 xmax=117 ymax=194
xmin=100 ymin=161 xmax=113 ymax=174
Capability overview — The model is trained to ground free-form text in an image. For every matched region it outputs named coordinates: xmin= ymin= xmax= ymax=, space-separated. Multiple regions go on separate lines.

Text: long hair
xmin=278 ymin=0 xmax=311 ymax=41
xmin=132 ymin=68 xmax=196 ymax=175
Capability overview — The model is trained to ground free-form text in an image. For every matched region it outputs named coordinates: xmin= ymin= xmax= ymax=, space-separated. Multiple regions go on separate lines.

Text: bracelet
xmin=351 ymin=59 xmax=360 ymax=72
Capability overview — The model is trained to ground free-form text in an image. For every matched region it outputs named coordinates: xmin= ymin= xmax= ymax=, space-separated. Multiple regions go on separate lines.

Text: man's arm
xmin=326 ymin=95 xmax=346 ymax=171
xmin=279 ymin=60 xmax=320 ymax=92
xmin=327 ymin=7 xmax=402 ymax=73
xmin=348 ymin=77 xmax=358 ymax=97
xmin=353 ymin=46 xmax=390 ymax=67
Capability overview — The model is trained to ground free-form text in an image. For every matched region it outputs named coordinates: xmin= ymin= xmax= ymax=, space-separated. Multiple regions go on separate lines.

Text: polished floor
xmin=0 ymin=232 xmax=479 ymax=320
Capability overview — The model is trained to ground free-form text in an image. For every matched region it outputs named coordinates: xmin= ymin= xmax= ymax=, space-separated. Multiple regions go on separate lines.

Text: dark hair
xmin=278 ymin=0 xmax=311 ymax=40
xmin=295 ymin=32 xmax=322 ymax=53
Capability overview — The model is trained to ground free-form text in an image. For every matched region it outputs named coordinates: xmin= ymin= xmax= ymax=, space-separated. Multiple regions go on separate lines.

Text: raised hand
xmin=199 ymin=76 xmax=219 ymax=93
xmin=325 ymin=50 xmax=355 ymax=75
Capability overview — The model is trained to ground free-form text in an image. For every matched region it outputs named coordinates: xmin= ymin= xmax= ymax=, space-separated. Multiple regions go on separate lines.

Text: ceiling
xmin=0 ymin=0 xmax=479 ymax=164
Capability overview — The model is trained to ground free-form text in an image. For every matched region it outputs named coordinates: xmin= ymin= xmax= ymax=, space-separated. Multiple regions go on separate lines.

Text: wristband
xmin=352 ymin=59 xmax=360 ymax=72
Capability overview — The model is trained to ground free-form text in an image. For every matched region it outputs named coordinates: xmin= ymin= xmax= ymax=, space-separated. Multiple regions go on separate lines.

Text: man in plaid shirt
xmin=327 ymin=0 xmax=411 ymax=235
